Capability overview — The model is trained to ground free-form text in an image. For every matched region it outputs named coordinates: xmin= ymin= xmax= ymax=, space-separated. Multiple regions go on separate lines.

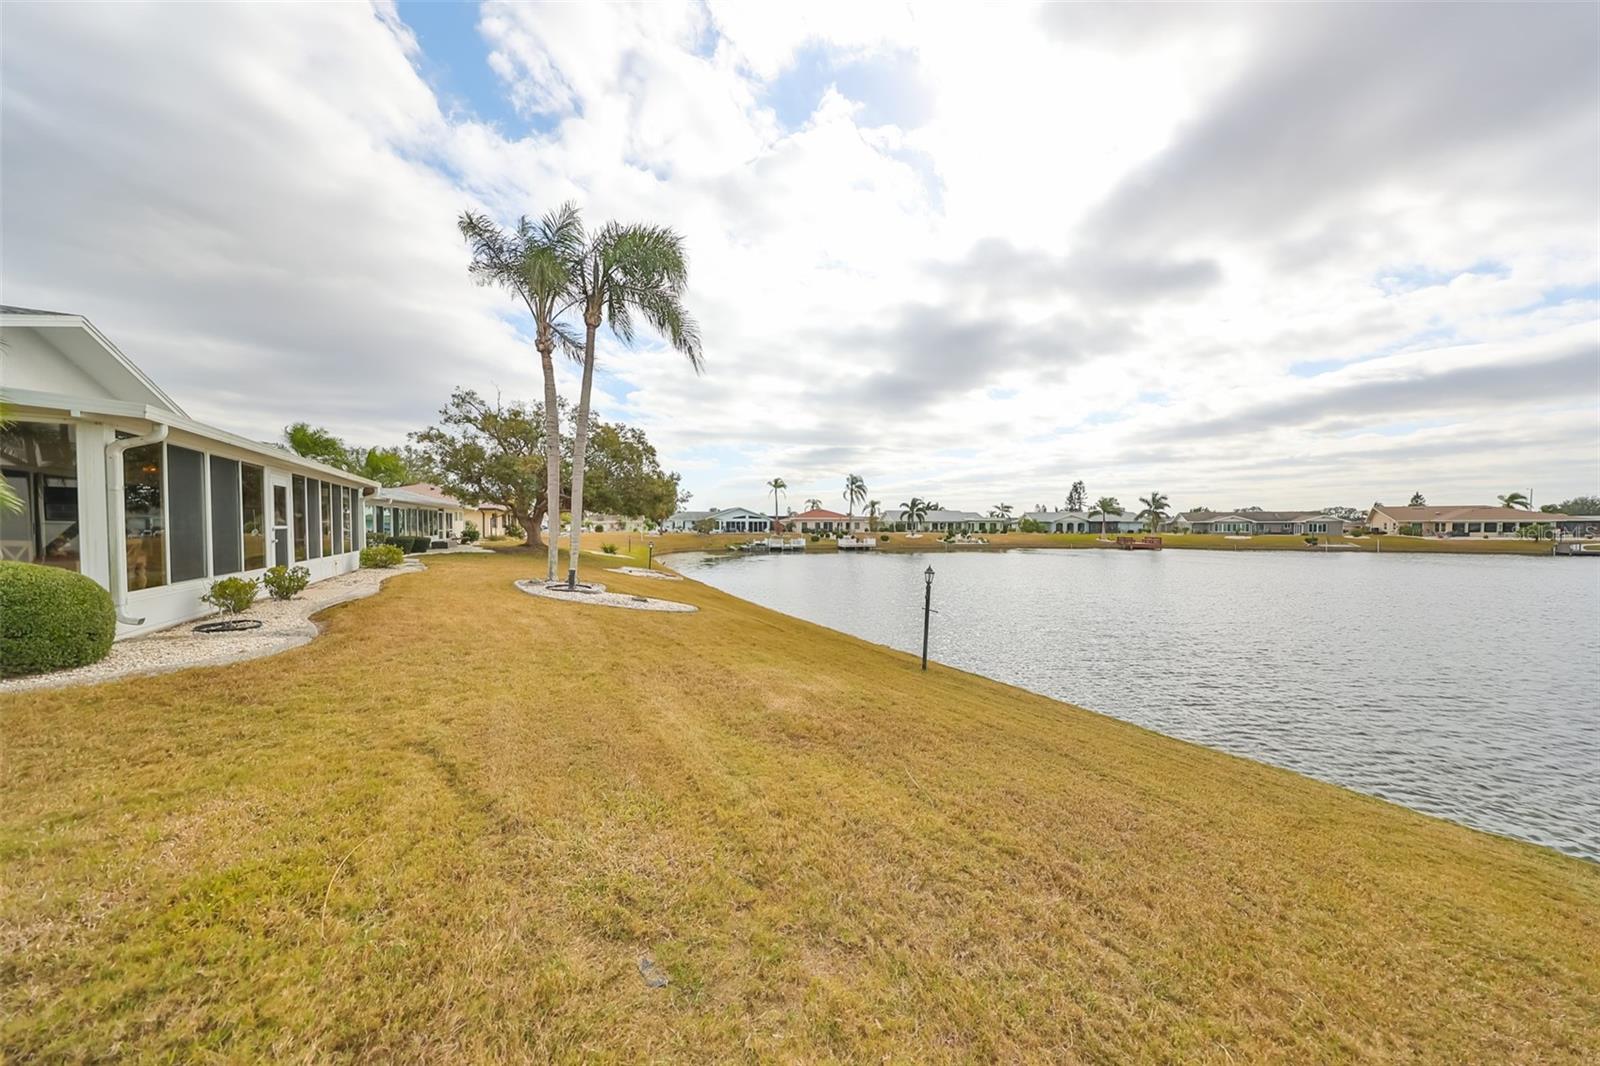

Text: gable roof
xmin=789 ymin=508 xmax=848 ymax=519
xmin=1 ymin=306 xmax=187 ymax=416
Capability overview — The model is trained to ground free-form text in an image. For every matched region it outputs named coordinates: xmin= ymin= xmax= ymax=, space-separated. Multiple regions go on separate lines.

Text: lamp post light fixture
xmin=921 ymin=564 xmax=935 ymax=671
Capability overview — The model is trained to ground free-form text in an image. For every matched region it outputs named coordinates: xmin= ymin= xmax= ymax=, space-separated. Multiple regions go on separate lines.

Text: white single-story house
xmin=1180 ymin=510 xmax=1352 ymax=535
xmin=878 ymin=508 xmax=1010 ymax=533
xmin=662 ymin=507 xmax=773 ymax=533
xmin=1366 ymin=504 xmax=1565 ymax=537
xmin=2 ymin=306 xmax=376 ymax=638
xmin=1020 ymin=509 xmax=1145 ymax=533
xmin=366 ymin=483 xmax=465 ymax=546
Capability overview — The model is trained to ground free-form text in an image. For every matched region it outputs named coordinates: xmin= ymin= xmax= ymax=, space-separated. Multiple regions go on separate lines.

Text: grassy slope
xmin=3 ymin=551 xmax=1596 ymax=1062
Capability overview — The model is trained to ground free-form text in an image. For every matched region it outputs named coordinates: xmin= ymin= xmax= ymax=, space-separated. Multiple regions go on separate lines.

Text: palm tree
xmin=804 ymin=497 xmax=823 ymax=511
xmin=460 ymin=206 xmax=582 ymax=580
xmin=562 ymin=218 xmax=700 ymax=587
xmin=866 ymin=499 xmax=882 ymax=532
xmin=898 ymin=497 xmax=928 ymax=532
xmin=1137 ymin=490 xmax=1170 ymax=533
xmin=844 ymin=474 xmax=867 ymax=524
xmin=1090 ymin=495 xmax=1122 ymax=538
xmin=1409 ymin=492 xmax=1427 ymax=506
xmin=766 ymin=477 xmax=787 ymax=525
xmin=283 ymin=422 xmax=350 ymax=469
xmin=1497 ymin=491 xmax=1530 ymax=510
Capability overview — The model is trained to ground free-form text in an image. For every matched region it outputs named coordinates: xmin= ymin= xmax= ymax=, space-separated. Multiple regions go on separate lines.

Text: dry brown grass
xmin=3 ymin=549 xmax=1596 ymax=1062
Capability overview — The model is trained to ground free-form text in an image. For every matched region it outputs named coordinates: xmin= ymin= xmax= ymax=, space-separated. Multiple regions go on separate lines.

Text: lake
xmin=667 ymin=547 xmax=1600 ymax=861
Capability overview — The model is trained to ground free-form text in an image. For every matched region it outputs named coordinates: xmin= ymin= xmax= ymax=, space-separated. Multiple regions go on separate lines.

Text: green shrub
xmin=201 ymin=576 xmax=259 ymax=616
xmin=601 ymin=542 xmax=618 ymax=554
xmin=504 ymin=524 xmax=524 ymax=541
xmin=0 ymin=562 xmax=116 ymax=678
xmin=198 ymin=578 xmax=256 ymax=619
xmin=262 ymin=564 xmax=310 ymax=601
xmin=460 ymin=521 xmax=480 ymax=543
xmin=361 ymin=544 xmax=404 ymax=569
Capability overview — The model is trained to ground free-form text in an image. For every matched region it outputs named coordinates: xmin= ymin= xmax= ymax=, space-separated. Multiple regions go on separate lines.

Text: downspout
xmin=105 ymin=422 xmax=168 ymax=625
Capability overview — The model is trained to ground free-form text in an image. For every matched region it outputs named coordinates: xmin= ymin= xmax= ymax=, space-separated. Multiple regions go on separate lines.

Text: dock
xmin=1115 ymin=535 xmax=1164 ymax=551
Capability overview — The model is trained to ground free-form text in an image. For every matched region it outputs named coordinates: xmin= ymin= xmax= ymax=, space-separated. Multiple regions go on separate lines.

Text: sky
xmin=3 ymin=1 xmax=1597 ymax=515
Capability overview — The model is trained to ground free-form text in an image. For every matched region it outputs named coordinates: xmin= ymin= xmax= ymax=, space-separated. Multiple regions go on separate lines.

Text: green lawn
xmin=3 ymin=550 xmax=1596 ymax=1062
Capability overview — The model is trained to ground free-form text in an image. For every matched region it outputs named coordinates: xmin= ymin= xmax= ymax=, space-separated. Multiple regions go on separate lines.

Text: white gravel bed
xmin=612 ymin=567 xmax=683 ymax=581
xmin=514 ymin=579 xmax=696 ymax=612
xmin=2 ymin=562 xmax=424 ymax=693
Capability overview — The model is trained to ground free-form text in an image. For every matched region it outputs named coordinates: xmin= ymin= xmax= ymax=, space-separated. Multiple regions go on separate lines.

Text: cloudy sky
xmin=3 ymin=2 xmax=1596 ymax=514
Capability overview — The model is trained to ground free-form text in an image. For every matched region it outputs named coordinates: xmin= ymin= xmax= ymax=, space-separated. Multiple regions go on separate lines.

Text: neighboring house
xmin=1 ymin=306 xmax=375 ymax=638
xmin=1366 ymin=505 xmax=1566 ymax=537
xmin=580 ymin=513 xmax=647 ymax=533
xmin=785 ymin=508 xmax=869 ymax=534
xmin=879 ymin=508 xmax=1007 ymax=533
xmin=1180 ymin=510 xmax=1351 ymax=535
xmin=365 ymin=482 xmax=475 ymax=545
xmin=662 ymin=507 xmax=773 ymax=533
xmin=1554 ymin=515 xmax=1600 ymax=538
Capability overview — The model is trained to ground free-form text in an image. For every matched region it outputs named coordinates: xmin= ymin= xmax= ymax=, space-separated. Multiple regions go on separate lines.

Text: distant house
xmin=1366 ymin=505 xmax=1565 ymax=537
xmin=878 ymin=508 xmax=1010 ymax=533
xmin=1180 ymin=510 xmax=1352 ymax=535
xmin=662 ymin=507 xmax=772 ymax=533
xmin=785 ymin=508 xmax=868 ymax=534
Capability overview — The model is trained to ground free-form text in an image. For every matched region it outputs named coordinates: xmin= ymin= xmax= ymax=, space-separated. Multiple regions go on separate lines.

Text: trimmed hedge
xmin=0 ymin=562 xmax=117 ymax=678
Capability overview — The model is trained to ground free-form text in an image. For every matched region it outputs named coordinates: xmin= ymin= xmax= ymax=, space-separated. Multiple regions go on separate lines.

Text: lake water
xmin=668 ymin=548 xmax=1600 ymax=861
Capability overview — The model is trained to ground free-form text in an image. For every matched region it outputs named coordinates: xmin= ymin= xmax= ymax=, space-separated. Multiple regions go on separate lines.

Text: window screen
xmin=167 ymin=445 xmax=207 ymax=582
xmin=209 ymin=456 xmax=242 ymax=575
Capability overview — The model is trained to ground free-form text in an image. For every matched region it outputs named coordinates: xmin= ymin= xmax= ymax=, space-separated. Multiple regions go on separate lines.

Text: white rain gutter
xmin=105 ymin=422 xmax=168 ymax=625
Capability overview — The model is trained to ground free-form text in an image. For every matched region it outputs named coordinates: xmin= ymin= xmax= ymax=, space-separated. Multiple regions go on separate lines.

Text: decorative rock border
xmin=514 ymin=579 xmax=696 ymax=613
xmin=0 ymin=562 xmax=425 ymax=693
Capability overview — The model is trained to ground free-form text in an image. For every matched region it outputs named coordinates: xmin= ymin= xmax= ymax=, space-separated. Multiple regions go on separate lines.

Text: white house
xmin=662 ymin=507 xmax=773 ymax=533
xmin=1 ymin=306 xmax=375 ymax=637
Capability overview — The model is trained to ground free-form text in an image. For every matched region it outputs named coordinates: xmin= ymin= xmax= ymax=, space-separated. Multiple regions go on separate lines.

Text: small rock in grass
xmin=638 ymin=956 xmax=669 ymax=988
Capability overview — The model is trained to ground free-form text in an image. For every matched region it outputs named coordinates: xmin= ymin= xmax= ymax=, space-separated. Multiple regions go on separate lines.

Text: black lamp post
xmin=921 ymin=565 xmax=935 ymax=671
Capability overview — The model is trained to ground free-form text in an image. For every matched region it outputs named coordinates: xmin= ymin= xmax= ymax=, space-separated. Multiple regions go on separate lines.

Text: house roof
xmin=789 ymin=508 xmax=848 ymax=519
xmin=1371 ymin=505 xmax=1566 ymax=522
xmin=2 ymin=305 xmax=188 ymax=416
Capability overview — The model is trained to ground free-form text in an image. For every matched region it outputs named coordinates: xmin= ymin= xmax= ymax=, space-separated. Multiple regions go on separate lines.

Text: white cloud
xmin=2 ymin=1 xmax=1596 ymax=514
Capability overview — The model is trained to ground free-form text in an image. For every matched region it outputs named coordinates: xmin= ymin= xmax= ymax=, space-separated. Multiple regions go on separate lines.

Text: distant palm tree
xmin=899 ymin=497 xmax=929 ymax=532
xmin=1497 ymin=491 xmax=1530 ymax=510
xmin=460 ymin=205 xmax=583 ymax=576
xmin=804 ymin=497 xmax=823 ymax=511
xmin=766 ymin=478 xmax=787 ymax=523
xmin=1137 ymin=490 xmax=1170 ymax=533
xmin=1090 ymin=495 xmax=1122 ymax=538
xmin=562 ymin=216 xmax=700 ymax=588
xmin=1409 ymin=492 xmax=1427 ymax=506
xmin=866 ymin=499 xmax=882 ymax=532
xmin=992 ymin=503 xmax=1013 ymax=518
xmin=844 ymin=474 xmax=867 ymax=523
xmin=283 ymin=422 xmax=350 ymax=469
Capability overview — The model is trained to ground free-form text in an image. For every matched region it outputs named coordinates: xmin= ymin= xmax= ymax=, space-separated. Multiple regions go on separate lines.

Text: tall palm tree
xmin=866 ymin=499 xmax=881 ymax=532
xmin=804 ymin=497 xmax=823 ymax=511
xmin=992 ymin=503 xmax=1013 ymax=518
xmin=766 ymin=477 xmax=787 ymax=525
xmin=1497 ymin=491 xmax=1530 ymax=510
xmin=1090 ymin=495 xmax=1122 ymax=538
xmin=844 ymin=473 xmax=867 ymax=522
xmin=1137 ymin=490 xmax=1170 ymax=533
xmin=562 ymin=219 xmax=701 ymax=587
xmin=899 ymin=497 xmax=928 ymax=532
xmin=460 ymin=206 xmax=582 ymax=580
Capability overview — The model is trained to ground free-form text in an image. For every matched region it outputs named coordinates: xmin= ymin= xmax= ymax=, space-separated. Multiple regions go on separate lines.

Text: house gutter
xmin=105 ymin=422 xmax=167 ymax=625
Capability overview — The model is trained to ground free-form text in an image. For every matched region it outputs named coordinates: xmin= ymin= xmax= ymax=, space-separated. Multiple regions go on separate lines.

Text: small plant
xmin=0 ymin=562 xmax=116 ymax=677
xmin=593 ymin=523 xmax=604 ymax=533
xmin=879 ymin=534 xmax=891 ymax=541
xmin=601 ymin=542 xmax=619 ymax=554
xmin=262 ymin=564 xmax=310 ymax=601
xmin=201 ymin=576 xmax=259 ymax=617
xmin=360 ymin=544 xmax=404 ymax=569
xmin=504 ymin=523 xmax=524 ymax=540
xmin=460 ymin=521 xmax=481 ymax=544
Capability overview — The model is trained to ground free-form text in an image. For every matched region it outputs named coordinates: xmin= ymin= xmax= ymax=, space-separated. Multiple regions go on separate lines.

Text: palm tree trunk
xmin=565 ymin=326 xmax=598 ymax=587
xmin=538 ymin=339 xmax=561 ymax=584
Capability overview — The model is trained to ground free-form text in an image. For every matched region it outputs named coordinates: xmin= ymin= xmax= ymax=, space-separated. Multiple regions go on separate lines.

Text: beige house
xmin=364 ymin=482 xmax=511 ymax=543
xmin=1367 ymin=504 xmax=1566 ymax=537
